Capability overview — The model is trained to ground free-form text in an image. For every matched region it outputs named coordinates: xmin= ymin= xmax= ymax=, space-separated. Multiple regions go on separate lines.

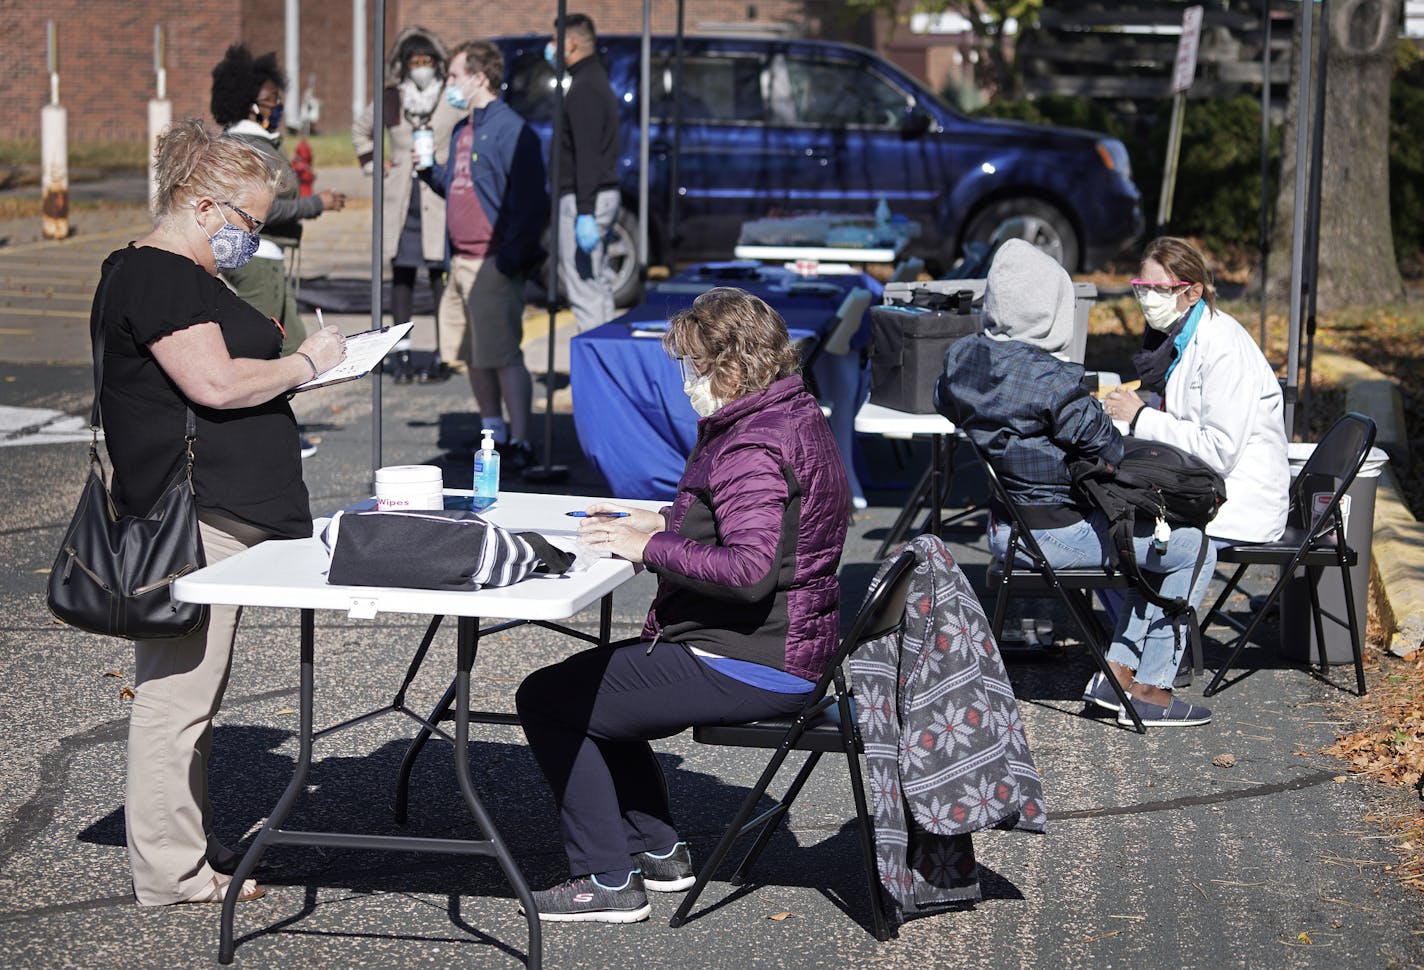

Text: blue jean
xmin=988 ymin=511 xmax=1216 ymax=689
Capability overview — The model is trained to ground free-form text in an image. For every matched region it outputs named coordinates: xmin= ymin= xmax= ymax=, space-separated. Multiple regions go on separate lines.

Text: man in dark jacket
xmin=553 ymin=13 xmax=621 ymax=332
xmin=421 ymin=40 xmax=547 ymax=469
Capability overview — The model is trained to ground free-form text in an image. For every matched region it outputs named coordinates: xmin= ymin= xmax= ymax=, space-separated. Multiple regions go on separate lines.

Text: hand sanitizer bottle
xmin=472 ymin=429 xmax=500 ymax=511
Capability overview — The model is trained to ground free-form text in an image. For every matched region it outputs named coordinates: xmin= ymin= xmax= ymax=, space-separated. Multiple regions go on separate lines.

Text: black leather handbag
xmin=47 ymin=270 xmax=207 ymax=640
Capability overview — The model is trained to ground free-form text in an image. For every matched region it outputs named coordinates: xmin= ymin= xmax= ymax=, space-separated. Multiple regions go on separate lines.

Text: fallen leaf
xmin=1212 ymin=753 xmax=1237 ymax=768
xmin=33 ymin=568 xmax=50 ymax=575
xmin=1333 ymin=775 xmax=1348 ymax=783
xmin=1297 ymin=931 xmax=1312 ymax=944
xmin=119 ymin=687 xmax=135 ymax=700
xmin=102 ymin=671 xmax=122 ymax=678
xmin=767 ymin=911 xmax=796 ymax=921
xmin=275 ymin=708 xmax=297 ymax=716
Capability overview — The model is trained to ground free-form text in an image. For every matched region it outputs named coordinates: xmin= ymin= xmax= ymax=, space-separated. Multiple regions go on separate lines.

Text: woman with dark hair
xmin=211 ymin=44 xmax=345 ymax=453
xmin=102 ymin=119 xmax=346 ymax=905
xmin=515 ymin=287 xmax=851 ymax=923
xmin=352 ymin=27 xmax=463 ymax=382
xmin=1102 ymin=236 xmax=1289 ymax=545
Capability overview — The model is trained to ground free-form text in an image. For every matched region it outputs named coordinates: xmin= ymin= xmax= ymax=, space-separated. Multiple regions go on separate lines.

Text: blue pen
xmin=566 ymin=511 xmax=629 ymax=518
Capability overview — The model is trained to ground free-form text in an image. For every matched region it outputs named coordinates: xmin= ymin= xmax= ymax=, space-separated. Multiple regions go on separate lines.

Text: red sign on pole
xmin=1172 ymin=5 xmax=1205 ymax=93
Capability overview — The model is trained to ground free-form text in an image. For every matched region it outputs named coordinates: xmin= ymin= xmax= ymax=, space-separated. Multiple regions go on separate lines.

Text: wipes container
xmin=374 ymin=464 xmax=444 ymax=511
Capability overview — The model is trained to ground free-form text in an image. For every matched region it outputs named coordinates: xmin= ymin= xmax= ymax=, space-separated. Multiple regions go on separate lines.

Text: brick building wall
xmin=1 ymin=0 xmax=874 ymax=142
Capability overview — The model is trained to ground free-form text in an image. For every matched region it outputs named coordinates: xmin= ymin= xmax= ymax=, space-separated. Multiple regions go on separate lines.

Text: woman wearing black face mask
xmin=352 ymin=27 xmax=463 ymax=382
xmin=210 ymin=44 xmax=345 ymax=442
xmin=96 ymin=119 xmax=346 ymax=906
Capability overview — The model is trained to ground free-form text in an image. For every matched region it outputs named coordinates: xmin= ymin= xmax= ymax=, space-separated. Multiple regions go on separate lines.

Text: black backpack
xmin=1069 ymin=439 xmax=1226 ymax=615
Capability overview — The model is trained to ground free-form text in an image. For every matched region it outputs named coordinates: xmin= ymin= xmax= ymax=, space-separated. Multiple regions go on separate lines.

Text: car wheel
xmin=605 ymin=207 xmax=642 ymax=308
xmin=962 ymin=198 xmax=1079 ymax=272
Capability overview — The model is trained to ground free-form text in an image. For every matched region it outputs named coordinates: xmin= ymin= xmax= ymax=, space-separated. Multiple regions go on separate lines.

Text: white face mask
xmin=408 ymin=66 xmax=436 ymax=88
xmin=683 ymin=374 xmax=723 ymax=417
xmin=1137 ymin=289 xmax=1184 ymax=332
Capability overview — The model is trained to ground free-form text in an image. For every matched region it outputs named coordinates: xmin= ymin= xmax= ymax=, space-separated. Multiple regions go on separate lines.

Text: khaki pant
xmin=126 ymin=513 xmax=268 ymax=905
xmin=437 ymin=255 xmax=525 ymax=370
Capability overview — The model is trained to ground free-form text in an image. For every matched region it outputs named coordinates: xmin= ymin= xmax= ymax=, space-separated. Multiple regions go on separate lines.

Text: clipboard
xmin=293 ymin=322 xmax=414 ymax=392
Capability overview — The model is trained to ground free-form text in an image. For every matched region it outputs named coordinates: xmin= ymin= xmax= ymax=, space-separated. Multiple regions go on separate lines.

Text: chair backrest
xmin=966 ymin=439 xmax=1055 ymax=573
xmin=1292 ymin=411 xmax=1377 ymax=538
xmin=808 ymin=549 xmax=917 ymax=697
xmin=822 ymin=286 xmax=873 ymax=357
xmin=887 ymin=257 xmax=925 ymax=284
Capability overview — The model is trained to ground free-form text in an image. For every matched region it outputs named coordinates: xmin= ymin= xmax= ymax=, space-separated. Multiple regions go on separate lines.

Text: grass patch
xmin=0 ymin=131 xmax=357 ymax=189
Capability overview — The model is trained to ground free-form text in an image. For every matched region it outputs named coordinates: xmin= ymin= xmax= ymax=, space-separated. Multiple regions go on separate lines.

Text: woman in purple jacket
xmin=516 ymin=287 xmax=851 ymax=924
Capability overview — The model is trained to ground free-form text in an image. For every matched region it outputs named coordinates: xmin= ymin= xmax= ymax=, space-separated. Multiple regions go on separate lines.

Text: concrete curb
xmin=1315 ymin=350 xmax=1424 ymax=658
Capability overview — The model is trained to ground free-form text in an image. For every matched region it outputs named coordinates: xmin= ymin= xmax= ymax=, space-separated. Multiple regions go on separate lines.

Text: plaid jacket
xmin=935 ymin=332 xmax=1123 ymax=512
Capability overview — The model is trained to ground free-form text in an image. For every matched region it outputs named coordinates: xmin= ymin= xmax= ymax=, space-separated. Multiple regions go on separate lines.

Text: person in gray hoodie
xmin=515 ymin=287 xmax=850 ymax=924
xmin=935 ymin=239 xmax=1216 ymax=728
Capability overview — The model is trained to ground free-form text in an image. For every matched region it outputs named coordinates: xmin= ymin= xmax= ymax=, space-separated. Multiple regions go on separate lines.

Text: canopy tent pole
xmin=1299 ymin=0 xmax=1329 ymax=433
xmin=369 ymin=0 xmax=385 ymax=481
xmin=524 ymin=0 xmax=571 ymax=484
xmin=637 ymin=0 xmax=651 ymax=281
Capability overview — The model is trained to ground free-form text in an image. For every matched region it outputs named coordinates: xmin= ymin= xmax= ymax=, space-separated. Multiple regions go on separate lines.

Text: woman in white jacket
xmin=1103 ymin=237 xmax=1289 ymax=545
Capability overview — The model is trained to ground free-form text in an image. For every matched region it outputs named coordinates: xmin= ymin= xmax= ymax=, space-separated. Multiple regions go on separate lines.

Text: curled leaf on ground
xmin=101 ymin=671 xmax=121 ymax=678
xmin=1212 ymin=753 xmax=1236 ymax=767
xmin=119 ymin=687 xmax=134 ymax=700
xmin=767 ymin=911 xmax=796 ymax=921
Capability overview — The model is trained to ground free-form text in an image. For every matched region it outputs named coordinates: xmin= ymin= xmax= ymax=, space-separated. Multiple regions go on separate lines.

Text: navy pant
xmin=515 ymin=642 xmax=809 ymax=876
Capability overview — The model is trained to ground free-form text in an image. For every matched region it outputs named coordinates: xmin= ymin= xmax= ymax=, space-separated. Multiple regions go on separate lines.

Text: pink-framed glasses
xmin=1130 ymin=279 xmax=1191 ymax=298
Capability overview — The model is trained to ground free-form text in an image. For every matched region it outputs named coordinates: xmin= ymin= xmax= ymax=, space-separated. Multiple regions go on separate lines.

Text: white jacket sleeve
xmin=1131 ymin=318 xmax=1254 ymax=477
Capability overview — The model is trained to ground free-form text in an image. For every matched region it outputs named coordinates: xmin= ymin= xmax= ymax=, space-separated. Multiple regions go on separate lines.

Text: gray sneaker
xmin=1117 ymin=695 xmax=1213 ymax=728
xmin=634 ymin=842 xmax=695 ymax=892
xmin=523 ymin=872 xmax=651 ymax=923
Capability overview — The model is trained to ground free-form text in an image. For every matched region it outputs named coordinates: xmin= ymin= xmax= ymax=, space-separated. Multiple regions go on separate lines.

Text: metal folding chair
xmin=969 ymin=441 xmax=1206 ymax=733
xmin=1200 ymin=411 xmax=1376 ymax=697
xmin=668 ymin=550 xmax=918 ymax=940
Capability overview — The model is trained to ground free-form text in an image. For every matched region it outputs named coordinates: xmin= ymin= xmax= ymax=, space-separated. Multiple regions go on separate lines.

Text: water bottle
xmin=472 ymin=429 xmax=500 ymax=511
xmin=875 ymin=196 xmax=891 ymax=228
xmin=413 ymin=127 xmax=435 ymax=169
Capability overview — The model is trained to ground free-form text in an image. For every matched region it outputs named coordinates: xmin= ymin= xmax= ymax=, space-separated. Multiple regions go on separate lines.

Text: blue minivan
xmin=496 ymin=34 xmax=1143 ymax=303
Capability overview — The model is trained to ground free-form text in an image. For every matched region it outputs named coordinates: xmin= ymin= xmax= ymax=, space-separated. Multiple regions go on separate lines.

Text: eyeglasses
xmin=219 ymin=201 xmax=265 ymax=235
xmin=676 ymin=355 xmax=703 ymax=383
xmin=1130 ymin=279 xmax=1191 ymax=298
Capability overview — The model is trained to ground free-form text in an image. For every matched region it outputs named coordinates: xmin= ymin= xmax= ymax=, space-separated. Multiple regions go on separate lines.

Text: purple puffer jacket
xmin=641 ymin=375 xmax=850 ymax=681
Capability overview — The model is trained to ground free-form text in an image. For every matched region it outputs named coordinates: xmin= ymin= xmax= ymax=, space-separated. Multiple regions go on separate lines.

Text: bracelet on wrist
xmin=1128 ymin=404 xmax=1146 ymax=435
xmin=296 ymin=351 xmax=319 ymax=381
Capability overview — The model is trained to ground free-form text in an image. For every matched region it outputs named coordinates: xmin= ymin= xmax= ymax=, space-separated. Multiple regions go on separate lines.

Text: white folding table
xmin=853 ymin=402 xmax=967 ymax=558
xmin=175 ymin=491 xmax=664 ymax=969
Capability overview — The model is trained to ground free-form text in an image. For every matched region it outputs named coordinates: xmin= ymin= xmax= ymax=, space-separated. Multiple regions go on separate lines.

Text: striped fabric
xmin=322 ymin=509 xmax=548 ymax=591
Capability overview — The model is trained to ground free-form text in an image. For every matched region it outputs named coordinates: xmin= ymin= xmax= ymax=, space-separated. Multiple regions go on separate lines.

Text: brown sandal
xmin=179 ymin=874 xmax=266 ymax=904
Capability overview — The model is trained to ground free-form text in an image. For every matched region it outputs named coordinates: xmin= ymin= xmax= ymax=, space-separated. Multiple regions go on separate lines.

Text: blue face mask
xmin=195 ymin=204 xmax=261 ymax=271
xmin=445 ymin=79 xmax=469 ymax=111
xmin=544 ymin=41 xmax=557 ymax=66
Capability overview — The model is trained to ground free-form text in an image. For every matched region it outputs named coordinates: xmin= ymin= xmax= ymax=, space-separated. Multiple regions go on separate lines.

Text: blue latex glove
xmin=575 ymin=213 xmax=601 ymax=253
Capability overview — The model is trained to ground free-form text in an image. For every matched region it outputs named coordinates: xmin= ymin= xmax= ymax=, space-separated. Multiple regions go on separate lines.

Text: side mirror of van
xmin=900 ymin=106 xmax=933 ymax=140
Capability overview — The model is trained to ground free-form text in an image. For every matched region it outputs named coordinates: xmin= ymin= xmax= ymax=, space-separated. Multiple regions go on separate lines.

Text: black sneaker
xmin=502 ymin=439 xmax=537 ymax=473
xmin=634 ymin=842 xmax=695 ymax=892
xmin=522 ymin=872 xmax=651 ymax=923
xmin=299 ymin=437 xmax=318 ymax=459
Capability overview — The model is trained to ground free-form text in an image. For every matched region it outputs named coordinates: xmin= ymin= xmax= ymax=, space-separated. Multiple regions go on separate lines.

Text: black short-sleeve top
xmin=95 ymin=244 xmax=312 ymax=538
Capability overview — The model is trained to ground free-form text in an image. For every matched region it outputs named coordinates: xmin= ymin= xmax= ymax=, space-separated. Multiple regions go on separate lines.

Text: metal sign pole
xmin=1155 ymin=5 xmax=1203 ymax=235
xmin=1257 ymin=0 xmax=1274 ymax=348
xmin=525 ymin=0 xmax=570 ymax=484
xmin=1300 ymin=0 xmax=1329 ymax=431
xmin=1283 ymin=0 xmax=1315 ymax=439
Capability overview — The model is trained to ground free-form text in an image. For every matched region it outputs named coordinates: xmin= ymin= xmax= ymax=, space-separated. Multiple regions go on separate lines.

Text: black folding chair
xmin=668 ymin=550 xmax=918 ymax=940
xmin=968 ymin=442 xmax=1205 ymax=734
xmin=1200 ymin=411 xmax=1376 ymax=697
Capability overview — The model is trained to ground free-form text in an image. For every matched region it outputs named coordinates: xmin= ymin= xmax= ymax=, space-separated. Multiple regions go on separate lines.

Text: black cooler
xmin=868 ymin=288 xmax=982 ymax=414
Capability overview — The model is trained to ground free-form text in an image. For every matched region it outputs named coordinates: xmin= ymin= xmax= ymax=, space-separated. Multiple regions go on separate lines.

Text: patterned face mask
xmin=194 ymin=202 xmax=261 ymax=271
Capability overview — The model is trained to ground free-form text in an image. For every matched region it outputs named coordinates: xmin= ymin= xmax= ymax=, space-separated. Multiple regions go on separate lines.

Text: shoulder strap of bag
xmin=89 ymin=255 xmax=197 ymax=453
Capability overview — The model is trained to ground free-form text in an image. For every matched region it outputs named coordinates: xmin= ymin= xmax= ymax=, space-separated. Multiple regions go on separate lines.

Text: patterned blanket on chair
xmin=849 ymin=535 xmax=1047 ymax=922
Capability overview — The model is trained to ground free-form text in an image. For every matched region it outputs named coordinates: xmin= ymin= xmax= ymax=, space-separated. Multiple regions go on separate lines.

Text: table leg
xmin=220 ymin=609 xmax=316 ymax=965
xmin=452 ymin=616 xmax=542 ymax=969
xmin=393 ymin=677 xmax=458 ymax=825
xmin=875 ymin=461 xmax=933 ymax=560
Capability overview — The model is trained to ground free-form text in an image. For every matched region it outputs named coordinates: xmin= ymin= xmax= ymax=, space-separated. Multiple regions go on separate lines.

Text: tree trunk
xmin=1264 ymin=0 xmax=1402 ymax=309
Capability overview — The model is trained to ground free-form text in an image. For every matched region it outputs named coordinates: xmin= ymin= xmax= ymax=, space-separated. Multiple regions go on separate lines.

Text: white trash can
xmin=1278 ymin=444 xmax=1389 ymax=664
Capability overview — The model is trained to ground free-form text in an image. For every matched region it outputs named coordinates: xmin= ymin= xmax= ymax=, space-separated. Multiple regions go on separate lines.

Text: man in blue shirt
xmin=421 ymin=40 xmax=547 ymax=469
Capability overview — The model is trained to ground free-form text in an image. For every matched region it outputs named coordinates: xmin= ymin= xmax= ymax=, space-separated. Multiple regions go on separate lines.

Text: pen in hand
xmin=566 ymin=511 xmax=629 ymax=518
